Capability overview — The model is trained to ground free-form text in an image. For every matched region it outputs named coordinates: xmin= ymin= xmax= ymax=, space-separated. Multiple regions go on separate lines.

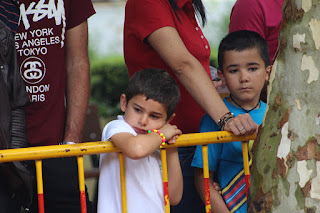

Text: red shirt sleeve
xmin=67 ymin=0 xmax=96 ymax=30
xmin=125 ymin=0 xmax=175 ymax=42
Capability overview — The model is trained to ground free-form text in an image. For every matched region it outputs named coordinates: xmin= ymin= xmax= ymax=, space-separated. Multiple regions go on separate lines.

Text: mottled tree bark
xmin=248 ymin=0 xmax=320 ymax=212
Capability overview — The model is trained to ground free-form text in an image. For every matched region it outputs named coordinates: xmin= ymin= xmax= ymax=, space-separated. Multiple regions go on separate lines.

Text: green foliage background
xmin=89 ymin=55 xmax=128 ymax=119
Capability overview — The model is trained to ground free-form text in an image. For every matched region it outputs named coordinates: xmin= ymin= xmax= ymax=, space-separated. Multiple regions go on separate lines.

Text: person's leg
xmin=171 ymin=146 xmax=205 ymax=213
xmin=27 ymin=157 xmax=93 ymax=213
xmin=0 ymin=176 xmax=22 ymax=213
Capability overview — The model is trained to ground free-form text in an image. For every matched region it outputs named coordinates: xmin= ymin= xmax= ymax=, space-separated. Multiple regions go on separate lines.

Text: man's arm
xmin=64 ymin=21 xmax=90 ymax=142
xmin=194 ymin=168 xmax=230 ymax=213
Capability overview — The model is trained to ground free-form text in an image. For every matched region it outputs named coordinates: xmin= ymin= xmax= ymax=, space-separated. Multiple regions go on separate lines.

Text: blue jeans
xmin=171 ymin=146 xmax=205 ymax=213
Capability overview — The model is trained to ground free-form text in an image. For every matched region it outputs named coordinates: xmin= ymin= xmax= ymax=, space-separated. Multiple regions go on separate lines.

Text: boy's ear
xmin=166 ymin=113 xmax=176 ymax=124
xmin=265 ymin=65 xmax=272 ymax=81
xmin=217 ymin=70 xmax=226 ymax=85
xmin=120 ymin=94 xmax=127 ymax=112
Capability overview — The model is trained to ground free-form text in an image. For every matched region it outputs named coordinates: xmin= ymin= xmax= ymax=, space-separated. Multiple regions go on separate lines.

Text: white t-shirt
xmin=97 ymin=115 xmax=164 ymax=213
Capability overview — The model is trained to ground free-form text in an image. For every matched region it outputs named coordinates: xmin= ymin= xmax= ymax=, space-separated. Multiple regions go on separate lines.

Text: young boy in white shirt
xmin=98 ymin=68 xmax=183 ymax=213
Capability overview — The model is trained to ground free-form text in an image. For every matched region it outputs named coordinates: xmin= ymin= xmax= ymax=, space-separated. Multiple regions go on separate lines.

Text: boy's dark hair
xmin=126 ymin=68 xmax=180 ymax=120
xmin=218 ymin=30 xmax=270 ymax=71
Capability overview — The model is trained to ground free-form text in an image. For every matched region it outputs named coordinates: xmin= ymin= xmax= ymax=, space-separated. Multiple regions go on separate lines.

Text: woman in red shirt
xmin=124 ymin=0 xmax=258 ymax=211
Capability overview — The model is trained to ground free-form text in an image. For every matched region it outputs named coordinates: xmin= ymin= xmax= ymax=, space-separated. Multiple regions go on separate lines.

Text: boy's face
xmin=120 ymin=94 xmax=169 ymax=134
xmin=219 ymin=48 xmax=271 ymax=108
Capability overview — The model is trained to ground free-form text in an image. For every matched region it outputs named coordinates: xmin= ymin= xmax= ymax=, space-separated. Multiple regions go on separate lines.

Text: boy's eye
xmin=150 ymin=114 xmax=160 ymax=119
xmin=249 ymin=67 xmax=258 ymax=72
xmin=229 ymin=69 xmax=238 ymax=74
xmin=134 ymin=108 xmax=142 ymax=113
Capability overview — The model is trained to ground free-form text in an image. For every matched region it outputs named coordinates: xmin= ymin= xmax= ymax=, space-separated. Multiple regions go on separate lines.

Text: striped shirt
xmin=0 ymin=0 xmax=19 ymax=34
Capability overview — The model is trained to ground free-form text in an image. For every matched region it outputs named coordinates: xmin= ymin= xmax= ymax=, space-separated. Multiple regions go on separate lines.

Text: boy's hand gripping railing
xmin=0 ymin=131 xmax=255 ymax=213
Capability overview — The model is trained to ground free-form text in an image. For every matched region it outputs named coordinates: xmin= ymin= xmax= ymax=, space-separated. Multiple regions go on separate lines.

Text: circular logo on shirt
xmin=20 ymin=56 xmax=46 ymax=84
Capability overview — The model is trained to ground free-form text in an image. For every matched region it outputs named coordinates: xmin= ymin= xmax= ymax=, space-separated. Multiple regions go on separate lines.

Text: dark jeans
xmin=0 ymin=176 xmax=21 ymax=213
xmin=27 ymin=157 xmax=93 ymax=213
xmin=171 ymin=146 xmax=205 ymax=213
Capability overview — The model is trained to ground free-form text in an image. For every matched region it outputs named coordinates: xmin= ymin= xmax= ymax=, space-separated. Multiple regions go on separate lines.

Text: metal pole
xmin=160 ymin=149 xmax=170 ymax=212
xmin=35 ymin=160 xmax=45 ymax=213
xmin=118 ymin=153 xmax=127 ymax=213
xmin=201 ymin=145 xmax=212 ymax=213
xmin=241 ymin=141 xmax=250 ymax=195
xmin=77 ymin=156 xmax=87 ymax=213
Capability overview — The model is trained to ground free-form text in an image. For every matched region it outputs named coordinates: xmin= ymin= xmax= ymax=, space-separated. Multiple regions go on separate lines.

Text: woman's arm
xmin=147 ymin=27 xmax=258 ymax=135
xmin=167 ymin=148 xmax=183 ymax=205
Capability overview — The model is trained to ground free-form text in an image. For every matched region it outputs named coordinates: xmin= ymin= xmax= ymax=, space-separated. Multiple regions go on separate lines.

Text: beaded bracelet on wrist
xmin=148 ymin=129 xmax=166 ymax=148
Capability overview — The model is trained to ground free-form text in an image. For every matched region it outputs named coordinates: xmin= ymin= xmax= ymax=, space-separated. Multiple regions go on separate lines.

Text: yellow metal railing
xmin=0 ymin=131 xmax=255 ymax=213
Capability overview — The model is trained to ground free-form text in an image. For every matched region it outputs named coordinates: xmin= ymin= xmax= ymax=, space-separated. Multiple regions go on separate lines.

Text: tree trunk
xmin=248 ymin=0 xmax=320 ymax=212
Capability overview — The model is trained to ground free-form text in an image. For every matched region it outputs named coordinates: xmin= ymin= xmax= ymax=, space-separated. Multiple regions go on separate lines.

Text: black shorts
xmin=27 ymin=157 xmax=93 ymax=213
xmin=0 ymin=175 xmax=21 ymax=213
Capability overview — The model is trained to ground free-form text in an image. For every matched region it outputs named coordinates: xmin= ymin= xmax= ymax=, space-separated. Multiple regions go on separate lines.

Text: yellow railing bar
xmin=77 ymin=156 xmax=87 ymax=213
xmin=0 ymin=131 xmax=255 ymax=213
xmin=35 ymin=160 xmax=45 ymax=213
xmin=118 ymin=153 xmax=127 ymax=213
xmin=160 ymin=149 xmax=170 ymax=212
xmin=241 ymin=141 xmax=250 ymax=195
xmin=201 ymin=145 xmax=211 ymax=213
xmin=0 ymin=132 xmax=255 ymax=163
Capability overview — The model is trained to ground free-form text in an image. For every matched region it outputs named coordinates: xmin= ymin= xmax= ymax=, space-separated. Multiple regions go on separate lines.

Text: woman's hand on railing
xmin=223 ymin=113 xmax=259 ymax=136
